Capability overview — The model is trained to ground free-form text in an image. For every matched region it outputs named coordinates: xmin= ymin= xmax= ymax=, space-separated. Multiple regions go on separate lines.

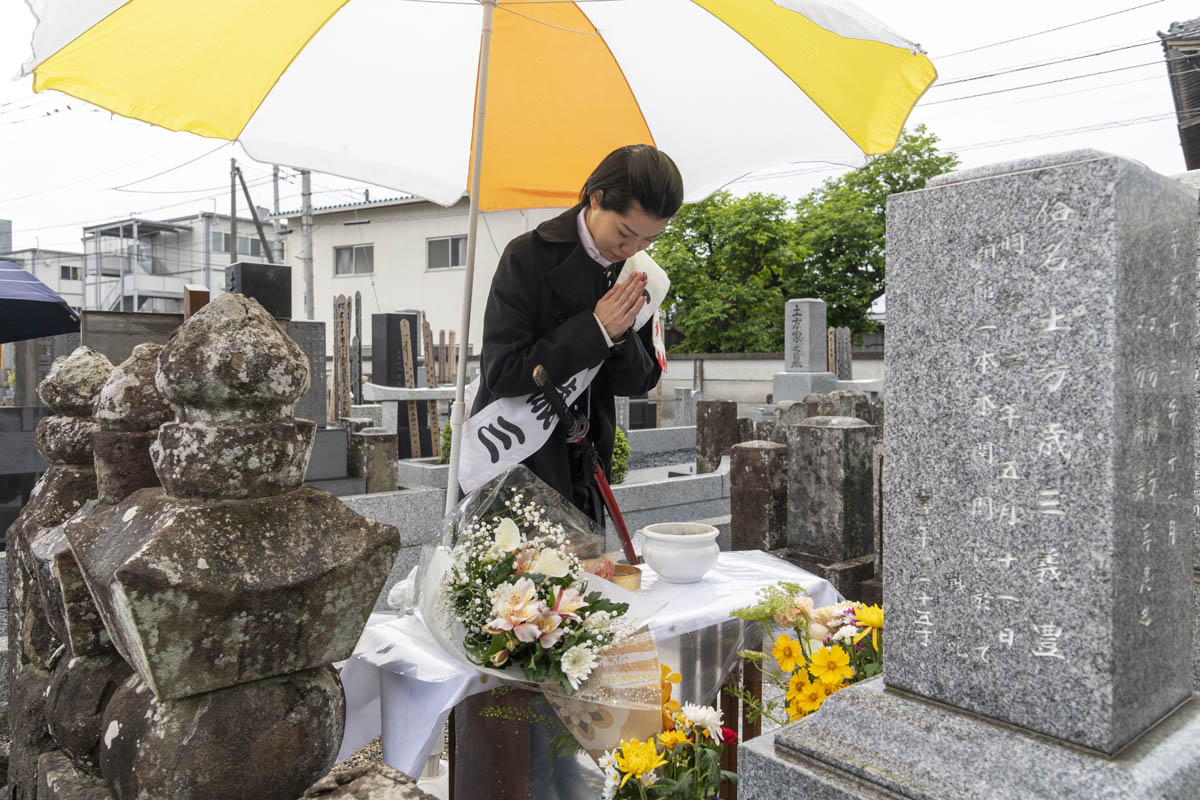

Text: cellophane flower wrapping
xmin=416 ymin=465 xmax=663 ymax=759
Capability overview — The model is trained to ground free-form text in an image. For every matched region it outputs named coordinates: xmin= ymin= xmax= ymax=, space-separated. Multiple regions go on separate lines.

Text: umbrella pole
xmin=444 ymin=0 xmax=498 ymax=516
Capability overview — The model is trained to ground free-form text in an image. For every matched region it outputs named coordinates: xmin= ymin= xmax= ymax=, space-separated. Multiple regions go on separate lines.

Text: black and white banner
xmin=458 ymin=251 xmax=668 ymax=494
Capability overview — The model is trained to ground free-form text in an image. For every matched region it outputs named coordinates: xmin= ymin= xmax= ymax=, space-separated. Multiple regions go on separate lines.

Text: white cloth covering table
xmin=338 ymin=549 xmax=843 ymax=777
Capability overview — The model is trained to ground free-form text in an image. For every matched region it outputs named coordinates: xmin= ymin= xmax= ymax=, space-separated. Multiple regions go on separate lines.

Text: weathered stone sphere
xmin=95 ymin=343 xmax=172 ymax=432
xmin=37 ymin=346 xmax=114 ymax=417
xmin=155 ymin=293 xmax=309 ymax=425
xmin=45 ymin=652 xmax=134 ymax=775
xmin=34 ymin=416 xmax=100 ymax=465
xmin=99 ymin=667 xmax=345 ymax=800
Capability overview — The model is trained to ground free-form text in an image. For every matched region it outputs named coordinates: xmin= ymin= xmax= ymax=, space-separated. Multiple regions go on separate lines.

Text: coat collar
xmin=534 ymin=202 xmax=587 ymax=244
xmin=539 ymin=202 xmax=624 ymax=314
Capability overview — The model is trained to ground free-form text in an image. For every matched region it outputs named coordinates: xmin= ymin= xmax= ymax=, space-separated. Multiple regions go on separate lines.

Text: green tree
xmin=787 ymin=125 xmax=959 ymax=331
xmin=654 ymin=125 xmax=957 ymax=350
xmin=651 ymin=191 xmax=796 ymax=353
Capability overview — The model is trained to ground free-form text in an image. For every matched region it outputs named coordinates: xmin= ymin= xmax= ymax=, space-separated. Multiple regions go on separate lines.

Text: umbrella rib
xmin=496 ymin=5 xmax=599 ymax=35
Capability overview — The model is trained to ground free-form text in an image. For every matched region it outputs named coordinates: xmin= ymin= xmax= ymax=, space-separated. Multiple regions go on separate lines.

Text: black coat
xmin=472 ymin=203 xmax=663 ymax=522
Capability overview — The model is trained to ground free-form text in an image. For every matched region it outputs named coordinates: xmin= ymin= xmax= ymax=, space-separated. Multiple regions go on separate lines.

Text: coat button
xmin=554 ymin=312 xmax=568 ymax=324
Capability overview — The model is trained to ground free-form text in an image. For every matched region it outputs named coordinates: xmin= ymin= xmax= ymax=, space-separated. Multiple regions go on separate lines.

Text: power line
xmin=108 ymin=141 xmax=232 ymax=190
xmin=935 ymin=39 xmax=1157 ymax=86
xmin=948 ymin=111 xmax=1177 ymax=152
xmin=924 ymin=59 xmax=1170 ymax=106
xmin=0 ymin=141 xmax=203 ymax=205
xmin=937 ymin=1 xmax=1166 ymax=58
xmin=923 ymin=64 xmax=1200 ymax=119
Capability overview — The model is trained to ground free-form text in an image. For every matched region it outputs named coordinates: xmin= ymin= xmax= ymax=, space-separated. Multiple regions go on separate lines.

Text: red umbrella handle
xmin=592 ymin=464 xmax=639 ymax=565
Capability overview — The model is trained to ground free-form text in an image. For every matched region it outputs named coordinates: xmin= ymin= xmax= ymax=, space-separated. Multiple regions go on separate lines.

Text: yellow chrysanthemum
xmin=657 ymin=729 xmax=689 ymax=749
xmin=788 ymin=669 xmax=811 ymax=695
xmin=786 ymin=695 xmax=805 ymax=722
xmin=808 ymin=645 xmax=854 ymax=686
xmin=852 ymin=604 xmax=884 ymax=652
xmin=796 ymin=681 xmax=826 ymax=714
xmin=614 ymin=738 xmax=668 ymax=787
xmin=772 ymin=634 xmax=804 ymax=673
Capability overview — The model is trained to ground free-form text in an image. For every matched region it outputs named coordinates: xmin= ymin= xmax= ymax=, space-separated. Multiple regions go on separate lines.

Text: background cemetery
xmin=3 ymin=17 xmax=1200 ymax=800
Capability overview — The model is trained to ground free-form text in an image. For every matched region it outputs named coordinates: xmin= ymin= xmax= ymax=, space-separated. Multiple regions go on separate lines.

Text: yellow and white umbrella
xmin=20 ymin=0 xmax=936 ymax=509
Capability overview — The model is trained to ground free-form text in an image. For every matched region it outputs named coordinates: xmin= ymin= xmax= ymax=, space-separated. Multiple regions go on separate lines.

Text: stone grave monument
xmin=6 ymin=346 xmax=113 ymax=800
xmin=771 ymin=299 xmax=838 ymax=402
xmin=41 ymin=293 xmax=403 ymax=799
xmin=740 ymin=151 xmax=1200 ymax=797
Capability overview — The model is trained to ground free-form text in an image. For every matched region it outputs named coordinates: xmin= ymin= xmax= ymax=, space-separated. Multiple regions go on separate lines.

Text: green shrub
xmin=611 ymin=426 xmax=630 ymax=485
xmin=439 ymin=419 xmax=453 ymax=464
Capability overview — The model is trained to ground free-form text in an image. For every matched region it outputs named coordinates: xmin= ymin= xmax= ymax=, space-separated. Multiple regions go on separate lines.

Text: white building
xmin=273 ymin=196 xmax=565 ymax=359
xmin=79 ymin=211 xmax=279 ymax=314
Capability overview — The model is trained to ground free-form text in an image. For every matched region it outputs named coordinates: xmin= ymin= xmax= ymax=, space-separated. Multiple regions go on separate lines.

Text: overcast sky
xmin=0 ymin=0 xmax=1195 ymax=253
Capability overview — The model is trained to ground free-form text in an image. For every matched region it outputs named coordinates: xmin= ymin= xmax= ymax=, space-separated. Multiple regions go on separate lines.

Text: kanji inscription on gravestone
xmin=884 ymin=152 xmax=1196 ymax=754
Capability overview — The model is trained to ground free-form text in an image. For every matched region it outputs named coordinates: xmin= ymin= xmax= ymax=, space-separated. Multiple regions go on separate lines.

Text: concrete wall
xmin=659 ymin=353 xmax=884 ymax=415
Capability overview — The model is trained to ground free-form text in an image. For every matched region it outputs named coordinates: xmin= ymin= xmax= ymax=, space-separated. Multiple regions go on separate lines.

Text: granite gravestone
xmin=884 ymin=151 xmax=1196 ymax=753
xmin=771 ymin=299 xmax=838 ymax=402
xmin=739 ymin=152 xmax=1200 ymax=799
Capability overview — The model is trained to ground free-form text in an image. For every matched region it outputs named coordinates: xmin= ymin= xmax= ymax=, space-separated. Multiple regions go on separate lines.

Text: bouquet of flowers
xmin=438 ymin=489 xmax=633 ymax=693
xmin=599 ymin=696 xmax=738 ymax=800
xmin=728 ymin=583 xmax=883 ymax=725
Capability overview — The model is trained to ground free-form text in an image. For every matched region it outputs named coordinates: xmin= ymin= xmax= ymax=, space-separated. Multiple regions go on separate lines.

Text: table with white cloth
xmin=339 ymin=549 xmax=842 ymax=796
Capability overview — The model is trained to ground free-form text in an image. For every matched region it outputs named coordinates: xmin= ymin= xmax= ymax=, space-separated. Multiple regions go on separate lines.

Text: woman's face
xmin=586 ymin=191 xmax=669 ymax=263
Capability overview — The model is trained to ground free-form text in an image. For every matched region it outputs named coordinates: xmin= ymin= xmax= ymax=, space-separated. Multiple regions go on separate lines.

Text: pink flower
xmin=772 ymin=595 xmax=814 ymax=628
xmin=515 ymin=610 xmax=564 ymax=648
xmin=490 ymin=649 xmax=510 ymax=667
xmin=483 ymin=577 xmax=541 ymax=635
xmin=513 ymin=547 xmax=537 ymax=575
xmin=552 ymin=585 xmax=589 ymax=621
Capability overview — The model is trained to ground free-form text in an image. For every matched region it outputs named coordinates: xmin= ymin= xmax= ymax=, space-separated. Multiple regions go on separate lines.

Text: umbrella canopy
xmin=19 ymin=0 xmax=936 ymax=512
xmin=0 ymin=261 xmax=81 ymax=345
xmin=21 ymin=0 xmax=935 ymax=210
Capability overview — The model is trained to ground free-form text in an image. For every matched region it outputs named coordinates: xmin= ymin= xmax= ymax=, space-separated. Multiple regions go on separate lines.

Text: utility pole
xmin=301 ymin=169 xmax=314 ymax=320
xmin=273 ymin=165 xmax=284 ymax=265
xmin=230 ymin=158 xmax=238 ymax=265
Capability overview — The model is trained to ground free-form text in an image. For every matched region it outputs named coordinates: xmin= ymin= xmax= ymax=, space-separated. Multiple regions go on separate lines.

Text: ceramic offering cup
xmin=610 ymin=564 xmax=642 ymax=591
xmin=640 ymin=522 xmax=720 ymax=584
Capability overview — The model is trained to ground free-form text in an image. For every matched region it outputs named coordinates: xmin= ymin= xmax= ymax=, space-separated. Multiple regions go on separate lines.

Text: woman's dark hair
xmin=579 ymin=144 xmax=684 ymax=220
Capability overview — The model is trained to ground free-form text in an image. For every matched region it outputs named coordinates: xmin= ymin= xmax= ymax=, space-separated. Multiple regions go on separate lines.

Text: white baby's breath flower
xmin=560 ymin=644 xmax=598 ymax=690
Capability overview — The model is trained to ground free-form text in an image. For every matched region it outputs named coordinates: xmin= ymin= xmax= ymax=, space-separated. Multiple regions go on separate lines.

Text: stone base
xmin=771 ymin=372 xmax=838 ymax=403
xmin=304 ymin=763 xmax=433 ymax=798
xmin=859 ymin=577 xmax=883 ymax=607
xmin=1193 ymin=570 xmax=1199 ymax=689
xmin=739 ymin=678 xmax=1200 ymax=799
xmin=37 ymin=751 xmax=110 ymax=800
xmin=779 ymin=550 xmax=875 ymax=602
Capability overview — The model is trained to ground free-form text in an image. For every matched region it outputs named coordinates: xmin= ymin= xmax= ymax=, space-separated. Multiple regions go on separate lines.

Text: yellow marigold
xmin=614 ymin=738 xmax=668 ymax=787
xmin=852 ymin=604 xmax=884 ymax=652
xmin=786 ymin=695 xmax=806 ymax=722
xmin=808 ymin=645 xmax=854 ymax=686
xmin=795 ymin=680 xmax=826 ymax=714
xmin=657 ymin=729 xmax=690 ymax=749
xmin=772 ymin=634 xmax=804 ymax=673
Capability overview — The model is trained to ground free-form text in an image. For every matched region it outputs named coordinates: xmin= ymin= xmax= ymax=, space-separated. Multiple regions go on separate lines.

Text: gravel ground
xmin=331 ymin=737 xmax=384 ymax=776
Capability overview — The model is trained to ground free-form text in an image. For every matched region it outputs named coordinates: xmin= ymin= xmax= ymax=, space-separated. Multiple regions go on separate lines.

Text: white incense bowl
xmin=640 ymin=522 xmax=720 ymax=584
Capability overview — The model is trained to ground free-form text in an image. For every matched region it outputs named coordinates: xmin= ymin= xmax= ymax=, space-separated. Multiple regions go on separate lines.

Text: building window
xmin=427 ymin=235 xmax=467 ymax=270
xmin=335 ymin=244 xmax=374 ymax=275
xmin=60 ymin=265 xmax=80 ymax=281
xmin=210 ymin=231 xmax=264 ymax=258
